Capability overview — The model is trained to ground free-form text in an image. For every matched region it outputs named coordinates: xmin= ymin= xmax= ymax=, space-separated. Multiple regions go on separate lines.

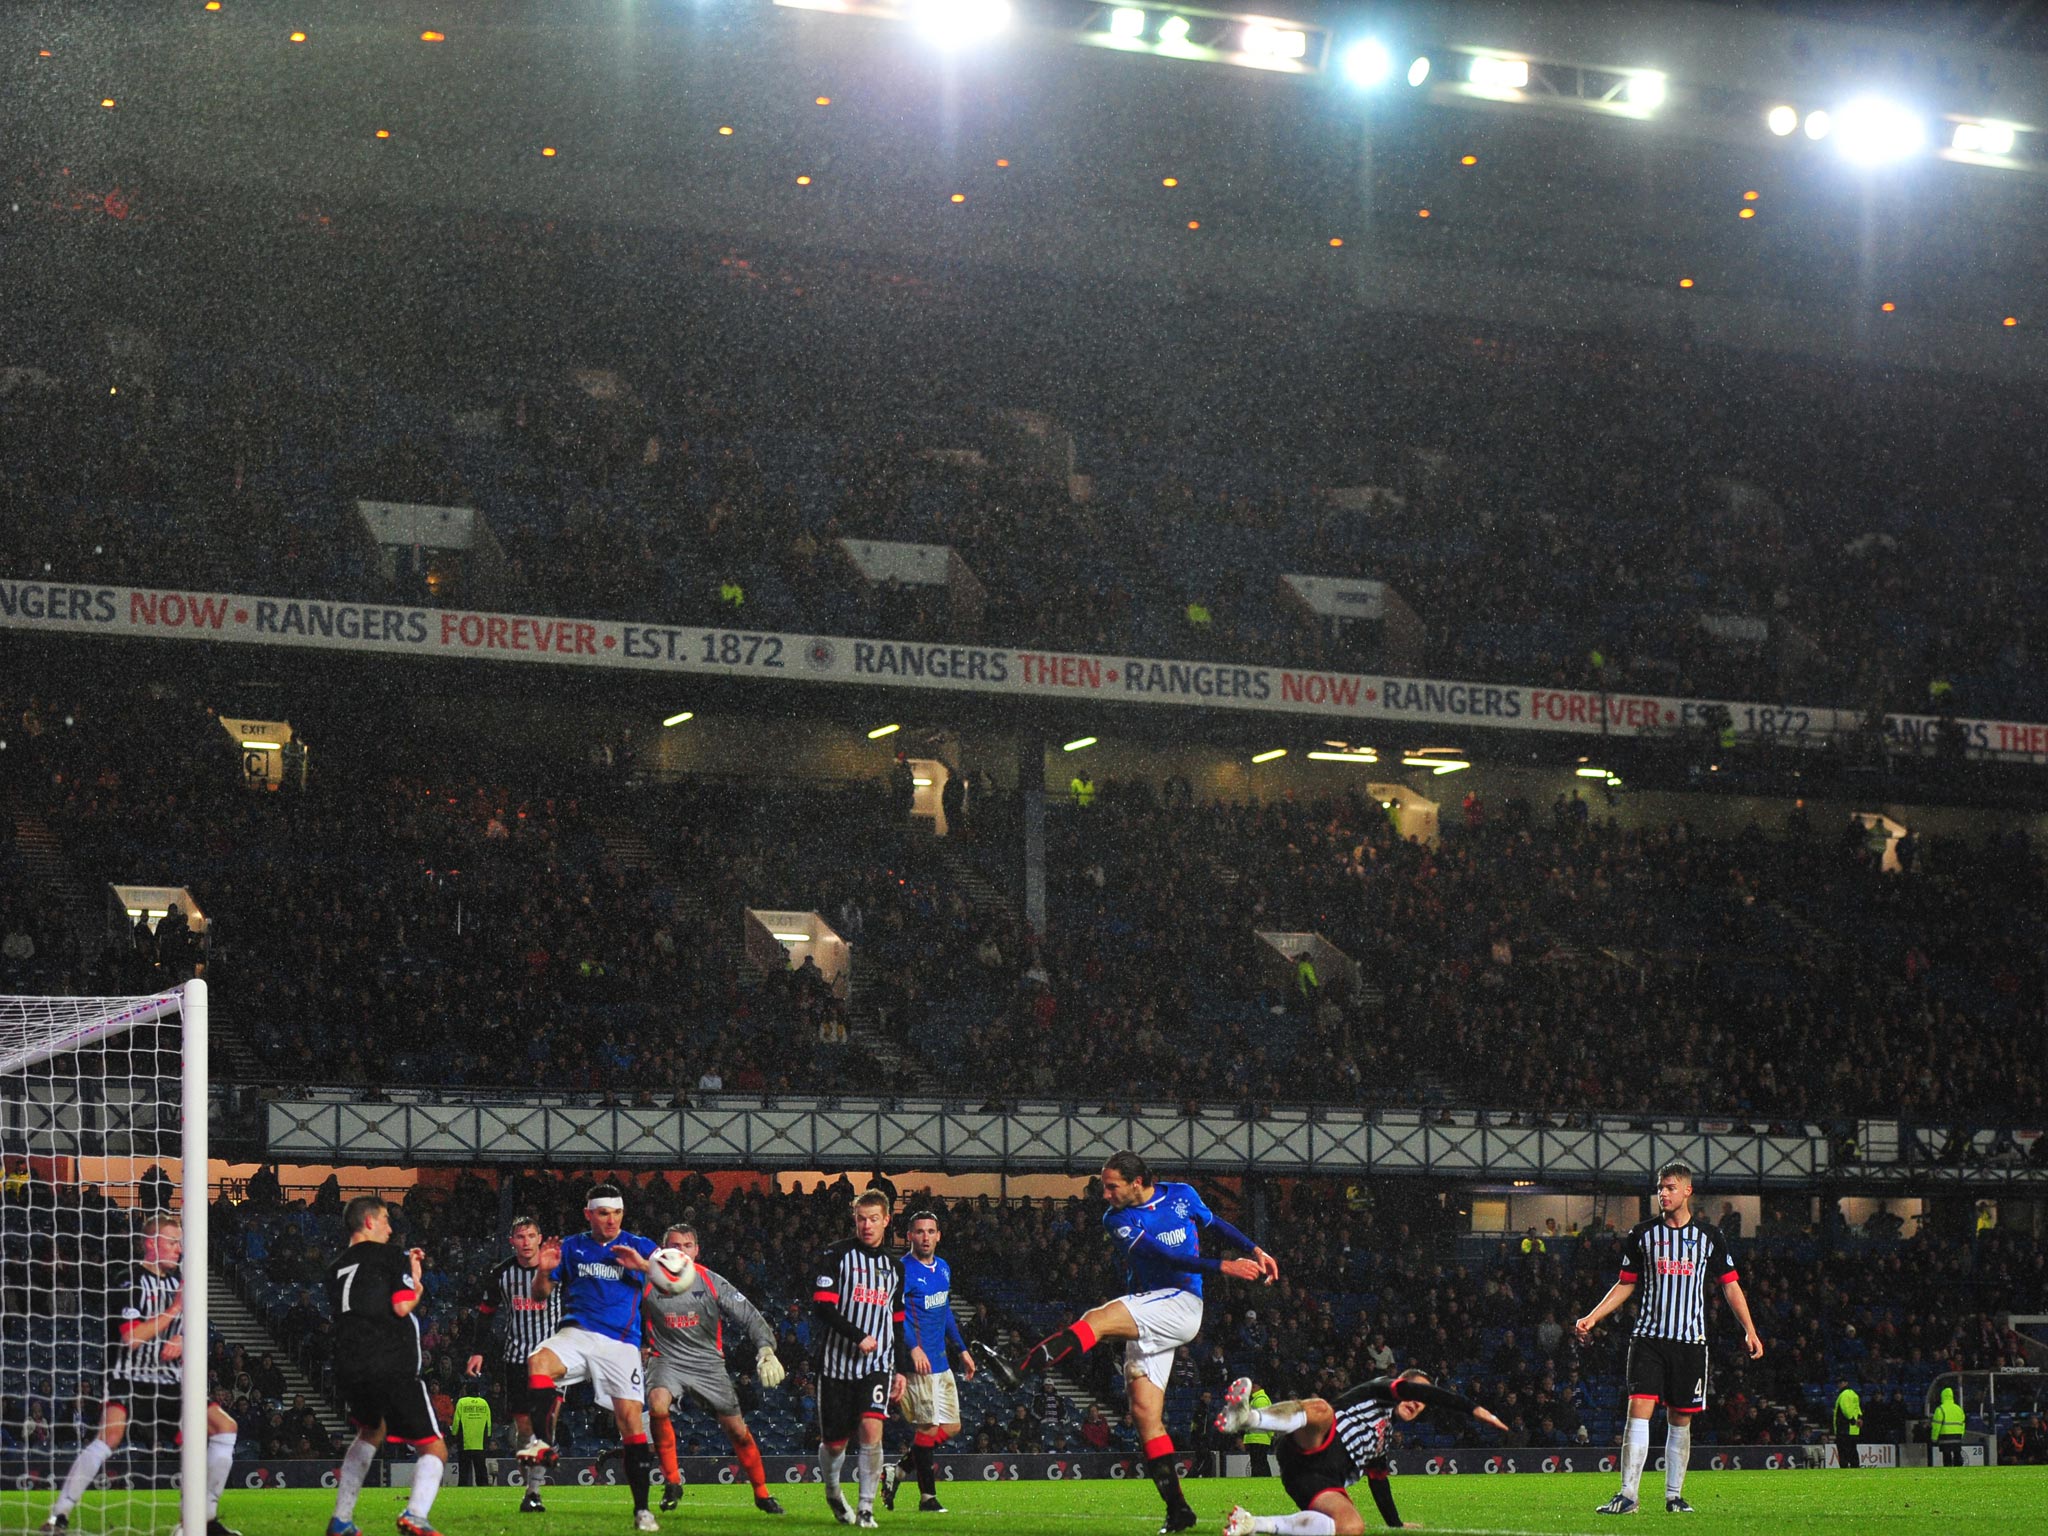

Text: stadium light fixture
xmin=1626 ymin=70 xmax=1667 ymax=110
xmin=1834 ymin=97 xmax=1925 ymax=163
xmin=1241 ymin=23 xmax=1307 ymax=61
xmin=1251 ymin=748 xmax=1288 ymax=763
xmin=1467 ymin=55 xmax=1528 ymax=91
xmin=1063 ymin=736 xmax=1099 ymax=752
xmin=1341 ymin=38 xmax=1393 ymax=88
xmin=867 ymin=723 xmax=901 ymax=739
xmin=1575 ymin=766 xmax=1610 ymax=778
xmin=1406 ymin=55 xmax=1430 ymax=87
xmin=771 ymin=932 xmax=810 ymax=942
xmin=910 ymin=0 xmax=1013 ymax=49
xmin=1108 ymin=6 xmax=1146 ymax=39
xmin=1952 ymin=120 xmax=2017 ymax=156
xmin=662 ymin=711 xmax=695 ymax=727
xmin=1157 ymin=14 xmax=1192 ymax=48
xmin=1803 ymin=109 xmax=1831 ymax=140
xmin=239 ymin=741 xmax=283 ymax=751
xmin=1766 ymin=104 xmax=1798 ymax=136
xmin=1306 ymin=750 xmax=1378 ymax=764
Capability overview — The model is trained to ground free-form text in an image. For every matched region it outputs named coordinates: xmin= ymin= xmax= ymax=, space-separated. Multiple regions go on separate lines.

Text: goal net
xmin=0 ymin=982 xmax=209 ymax=1536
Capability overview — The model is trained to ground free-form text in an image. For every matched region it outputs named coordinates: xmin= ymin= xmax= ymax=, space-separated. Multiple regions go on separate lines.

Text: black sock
xmin=1145 ymin=1453 xmax=1192 ymax=1515
xmin=913 ymin=1441 xmax=936 ymax=1498
xmin=1023 ymin=1326 xmax=1083 ymax=1372
xmin=624 ymin=1440 xmax=652 ymax=1514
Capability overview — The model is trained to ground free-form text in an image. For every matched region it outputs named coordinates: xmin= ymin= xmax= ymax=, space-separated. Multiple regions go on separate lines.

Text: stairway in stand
xmin=207 ymin=1274 xmax=352 ymax=1443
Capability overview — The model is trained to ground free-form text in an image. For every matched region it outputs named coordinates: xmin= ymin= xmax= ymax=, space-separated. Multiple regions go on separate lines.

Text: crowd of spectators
xmin=188 ymin=1166 xmax=2048 ymax=1462
xmin=8 ymin=182 xmax=2048 ymax=728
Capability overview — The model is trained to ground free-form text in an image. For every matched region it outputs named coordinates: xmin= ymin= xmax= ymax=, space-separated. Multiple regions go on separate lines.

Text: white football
xmin=646 ymin=1247 xmax=697 ymax=1296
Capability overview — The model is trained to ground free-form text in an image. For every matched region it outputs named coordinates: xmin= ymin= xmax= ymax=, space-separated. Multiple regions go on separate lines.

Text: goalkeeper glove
xmin=756 ymin=1347 xmax=786 ymax=1389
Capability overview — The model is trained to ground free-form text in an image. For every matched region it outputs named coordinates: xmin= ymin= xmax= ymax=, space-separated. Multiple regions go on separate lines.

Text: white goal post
xmin=0 ymin=980 xmax=208 ymax=1536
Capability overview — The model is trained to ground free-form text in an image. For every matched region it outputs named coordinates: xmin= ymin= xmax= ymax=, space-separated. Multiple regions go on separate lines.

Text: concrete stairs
xmin=207 ymin=1273 xmax=351 ymax=1442
xmin=3 ymin=790 xmax=104 ymax=973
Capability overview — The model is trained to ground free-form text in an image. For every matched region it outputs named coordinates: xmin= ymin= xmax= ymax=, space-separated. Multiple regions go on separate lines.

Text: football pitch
xmin=7 ymin=1471 xmax=2046 ymax=1536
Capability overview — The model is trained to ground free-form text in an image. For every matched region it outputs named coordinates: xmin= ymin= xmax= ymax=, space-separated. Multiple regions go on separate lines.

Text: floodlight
xmin=1953 ymin=120 xmax=2016 ymax=155
xmin=1158 ymin=14 xmax=1191 ymax=47
xmin=1803 ymin=109 xmax=1831 ymax=140
xmin=1468 ymin=55 xmax=1528 ymax=90
xmin=910 ymin=0 xmax=1013 ymax=48
xmin=1108 ymin=7 xmax=1146 ymax=39
xmin=1063 ymin=736 xmax=1098 ymax=752
xmin=1342 ymin=38 xmax=1393 ymax=88
xmin=1251 ymin=748 xmax=1288 ymax=763
xmin=662 ymin=711 xmax=695 ymax=727
xmin=1406 ymin=55 xmax=1430 ymax=87
xmin=1833 ymin=97 xmax=1923 ymax=163
xmin=1241 ymin=24 xmax=1307 ymax=60
xmin=1626 ymin=71 xmax=1666 ymax=109
xmin=1766 ymin=104 xmax=1798 ymax=136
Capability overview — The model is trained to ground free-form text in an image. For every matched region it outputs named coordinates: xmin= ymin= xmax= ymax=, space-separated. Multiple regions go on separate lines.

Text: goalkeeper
xmin=639 ymin=1225 xmax=788 ymax=1516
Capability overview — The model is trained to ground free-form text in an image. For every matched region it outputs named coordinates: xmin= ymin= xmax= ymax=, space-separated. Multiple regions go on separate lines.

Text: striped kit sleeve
xmin=1623 ymin=1219 xmax=1738 ymax=1344
xmin=112 ymin=1267 xmax=182 ymax=1386
xmin=482 ymin=1256 xmax=563 ymax=1364
xmin=812 ymin=1241 xmax=905 ymax=1381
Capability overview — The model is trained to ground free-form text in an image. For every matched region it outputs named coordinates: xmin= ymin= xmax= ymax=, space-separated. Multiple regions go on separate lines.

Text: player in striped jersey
xmin=810 ymin=1190 xmax=910 ymax=1530
xmin=43 ymin=1214 xmax=240 ymax=1536
xmin=1217 ymin=1370 xmax=1508 ymax=1534
xmin=1574 ymin=1162 xmax=1763 ymax=1515
xmin=461 ymin=1216 xmax=563 ymax=1514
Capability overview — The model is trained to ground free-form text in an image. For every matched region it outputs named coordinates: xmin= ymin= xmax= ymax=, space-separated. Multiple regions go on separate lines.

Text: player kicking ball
xmin=639 ymin=1224 xmax=788 ymax=1516
xmin=1218 ymin=1371 xmax=1509 ymax=1534
xmin=518 ymin=1183 xmax=663 ymax=1531
xmin=1003 ymin=1152 xmax=1277 ymax=1535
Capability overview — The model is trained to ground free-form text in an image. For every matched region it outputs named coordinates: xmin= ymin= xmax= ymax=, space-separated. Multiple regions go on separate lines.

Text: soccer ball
xmin=646 ymin=1247 xmax=697 ymax=1296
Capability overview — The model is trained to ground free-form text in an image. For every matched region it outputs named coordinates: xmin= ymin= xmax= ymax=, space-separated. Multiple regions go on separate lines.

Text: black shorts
xmin=500 ymin=1360 xmax=556 ymax=1420
xmin=105 ymin=1380 xmax=183 ymax=1449
xmin=1626 ymin=1337 xmax=1709 ymax=1413
xmin=818 ymin=1373 xmax=892 ymax=1445
xmin=337 ymin=1364 xmax=444 ymax=1447
xmin=1276 ymin=1423 xmax=1361 ymax=1512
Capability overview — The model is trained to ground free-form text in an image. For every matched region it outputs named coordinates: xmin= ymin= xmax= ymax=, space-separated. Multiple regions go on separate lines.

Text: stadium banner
xmin=6 ymin=575 xmax=2047 ymax=760
xmin=0 ymin=1455 xmax=387 ymax=1490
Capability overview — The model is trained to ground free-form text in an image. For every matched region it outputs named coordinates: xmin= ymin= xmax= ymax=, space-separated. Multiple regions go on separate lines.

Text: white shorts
xmin=1119 ymin=1288 xmax=1205 ymax=1391
xmin=539 ymin=1326 xmax=644 ymax=1411
xmin=899 ymin=1368 xmax=961 ymax=1429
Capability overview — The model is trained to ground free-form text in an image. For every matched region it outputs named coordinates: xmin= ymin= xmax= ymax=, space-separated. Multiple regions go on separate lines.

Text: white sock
xmin=1665 ymin=1420 xmax=1692 ymax=1501
xmin=206 ymin=1432 xmax=236 ymax=1518
xmin=405 ymin=1454 xmax=446 ymax=1521
xmin=54 ymin=1438 xmax=114 ymax=1516
xmin=1253 ymin=1514 xmax=1337 ymax=1535
xmin=1250 ymin=1406 xmax=1308 ymax=1435
xmin=1620 ymin=1418 xmax=1651 ymax=1501
xmin=820 ymin=1443 xmax=847 ymax=1497
xmin=856 ymin=1440 xmax=883 ymax=1511
xmin=334 ymin=1436 xmax=379 ymax=1522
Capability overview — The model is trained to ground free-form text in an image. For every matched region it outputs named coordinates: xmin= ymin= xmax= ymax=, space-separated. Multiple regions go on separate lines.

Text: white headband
xmin=586 ymin=1197 xmax=625 ymax=1213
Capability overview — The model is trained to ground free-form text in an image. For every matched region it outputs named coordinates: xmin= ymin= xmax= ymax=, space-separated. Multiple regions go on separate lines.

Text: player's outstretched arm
xmin=1200 ymin=1212 xmax=1279 ymax=1284
xmin=1721 ymin=1278 xmax=1765 ymax=1359
xmin=532 ymin=1238 xmax=562 ymax=1301
xmin=1573 ymin=1281 xmax=1636 ymax=1340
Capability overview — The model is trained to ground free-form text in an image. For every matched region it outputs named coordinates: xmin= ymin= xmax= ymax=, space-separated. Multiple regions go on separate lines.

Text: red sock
xmin=733 ymin=1433 xmax=769 ymax=1497
xmin=929 ymin=1427 xmax=951 ymax=1446
xmin=653 ymin=1417 xmax=679 ymax=1485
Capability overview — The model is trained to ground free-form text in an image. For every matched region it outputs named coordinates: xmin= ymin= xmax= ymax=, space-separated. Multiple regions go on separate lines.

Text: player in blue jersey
xmin=518 ymin=1183 xmax=663 ymax=1531
xmin=1009 ymin=1151 xmax=1277 ymax=1535
xmin=882 ymin=1211 xmax=977 ymax=1514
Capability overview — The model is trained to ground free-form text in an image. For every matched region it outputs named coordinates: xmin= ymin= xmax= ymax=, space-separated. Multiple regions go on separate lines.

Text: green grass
xmin=6 ymin=1470 xmax=2046 ymax=1536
